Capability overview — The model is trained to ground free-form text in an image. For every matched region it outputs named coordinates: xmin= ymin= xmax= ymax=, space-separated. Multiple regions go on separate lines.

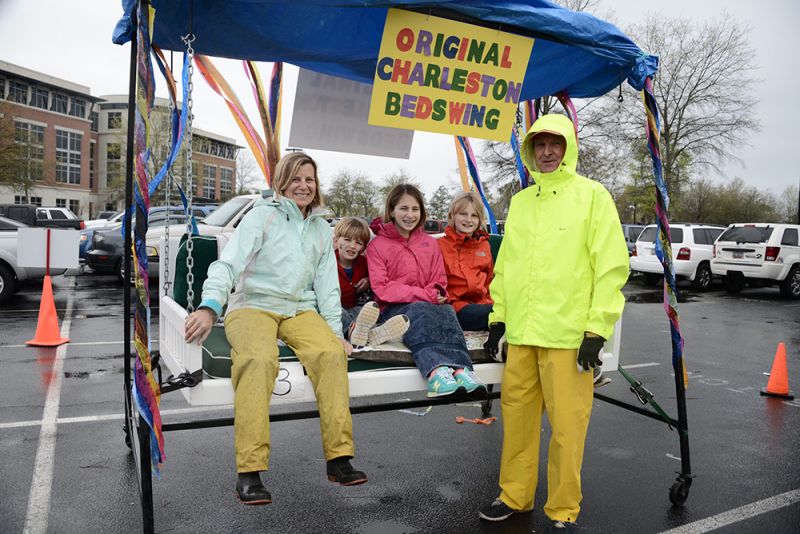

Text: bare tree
xmin=324 ymin=170 xmax=379 ymax=217
xmin=235 ymin=151 xmax=262 ymax=194
xmin=378 ymin=169 xmax=424 ymax=201
xmin=776 ymin=184 xmax=799 ymax=224
xmin=621 ymin=14 xmax=761 ymax=204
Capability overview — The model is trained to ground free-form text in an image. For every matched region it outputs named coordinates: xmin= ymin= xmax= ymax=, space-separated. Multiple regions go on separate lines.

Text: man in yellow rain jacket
xmin=478 ymin=113 xmax=629 ymax=530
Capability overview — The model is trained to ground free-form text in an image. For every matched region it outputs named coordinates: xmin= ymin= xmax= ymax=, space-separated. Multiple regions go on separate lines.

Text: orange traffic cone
xmin=760 ymin=342 xmax=794 ymax=400
xmin=26 ymin=275 xmax=69 ymax=347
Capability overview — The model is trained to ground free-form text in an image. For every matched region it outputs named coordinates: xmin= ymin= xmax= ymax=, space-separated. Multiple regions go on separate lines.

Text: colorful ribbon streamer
xmin=132 ymin=1 xmax=164 ymax=476
xmin=557 ymin=91 xmax=579 ymax=145
xmin=194 ymin=55 xmax=271 ymax=184
xmin=243 ymin=60 xmax=281 ymax=182
xmin=453 ymin=136 xmax=471 ymax=192
xmin=456 ymin=136 xmax=498 ymax=233
xmin=641 ymin=76 xmax=686 ymax=385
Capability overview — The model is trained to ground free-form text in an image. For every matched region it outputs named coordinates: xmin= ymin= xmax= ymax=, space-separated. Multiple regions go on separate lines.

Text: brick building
xmin=0 ymin=60 xmax=239 ymax=219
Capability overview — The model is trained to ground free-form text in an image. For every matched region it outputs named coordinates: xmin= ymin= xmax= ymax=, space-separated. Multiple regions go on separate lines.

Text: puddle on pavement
xmin=357 ymin=520 xmax=416 ymax=534
xmin=626 ymin=292 xmax=697 ymax=304
xmin=64 ymin=369 xmax=109 ymax=379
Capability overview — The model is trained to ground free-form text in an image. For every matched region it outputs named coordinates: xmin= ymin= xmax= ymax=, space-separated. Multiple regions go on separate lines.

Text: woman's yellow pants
xmin=225 ymin=308 xmax=354 ymax=473
xmin=498 ymin=344 xmax=593 ymax=523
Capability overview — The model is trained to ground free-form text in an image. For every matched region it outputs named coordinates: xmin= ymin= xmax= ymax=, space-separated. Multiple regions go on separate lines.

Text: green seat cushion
xmin=173 ymin=234 xmax=218 ymax=310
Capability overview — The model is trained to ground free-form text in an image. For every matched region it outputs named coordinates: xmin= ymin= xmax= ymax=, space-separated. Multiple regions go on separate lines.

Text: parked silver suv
xmin=711 ymin=223 xmax=800 ymax=299
xmin=630 ymin=223 xmax=724 ymax=289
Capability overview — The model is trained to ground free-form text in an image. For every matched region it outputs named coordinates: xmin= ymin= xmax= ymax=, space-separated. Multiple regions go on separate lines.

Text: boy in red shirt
xmin=334 ymin=217 xmax=408 ymax=348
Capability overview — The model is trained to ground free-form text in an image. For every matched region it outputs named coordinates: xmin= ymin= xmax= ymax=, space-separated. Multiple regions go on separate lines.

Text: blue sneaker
xmin=454 ymin=368 xmax=486 ymax=394
xmin=427 ymin=367 xmax=463 ymax=397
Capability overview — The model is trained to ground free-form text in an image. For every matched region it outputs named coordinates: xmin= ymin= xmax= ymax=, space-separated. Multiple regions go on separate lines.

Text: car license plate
xmin=733 ymin=251 xmax=743 ymax=259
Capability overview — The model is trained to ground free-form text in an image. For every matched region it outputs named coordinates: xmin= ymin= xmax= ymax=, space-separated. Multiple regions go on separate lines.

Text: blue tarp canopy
xmin=114 ymin=0 xmax=658 ymax=99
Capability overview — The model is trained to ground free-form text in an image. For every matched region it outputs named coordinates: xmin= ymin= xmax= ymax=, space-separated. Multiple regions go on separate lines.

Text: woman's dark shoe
xmin=326 ymin=457 xmax=368 ymax=486
xmin=235 ymin=472 xmax=272 ymax=505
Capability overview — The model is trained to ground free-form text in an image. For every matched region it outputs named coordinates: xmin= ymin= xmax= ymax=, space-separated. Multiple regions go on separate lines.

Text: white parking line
xmin=658 ymin=489 xmax=800 ymax=533
xmin=1 ymin=340 xmax=160 ymax=349
xmin=0 ymin=405 xmax=233 ymax=429
xmin=0 ymin=305 xmax=158 ymax=314
xmin=620 ymin=362 xmax=661 ymax=369
xmin=23 ymin=290 xmax=74 ymax=534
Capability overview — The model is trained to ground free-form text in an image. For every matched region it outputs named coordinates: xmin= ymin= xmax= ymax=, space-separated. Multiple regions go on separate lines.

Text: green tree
xmin=428 ymin=185 xmax=454 ymax=220
xmin=324 ymin=170 xmax=358 ymax=217
xmin=350 ymin=175 xmax=381 ymax=218
xmin=0 ymin=101 xmax=40 ymax=200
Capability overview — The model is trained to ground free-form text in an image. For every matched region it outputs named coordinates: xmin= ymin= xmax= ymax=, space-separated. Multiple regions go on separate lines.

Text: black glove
xmin=484 ymin=323 xmax=506 ymax=361
xmin=577 ymin=334 xmax=605 ymax=371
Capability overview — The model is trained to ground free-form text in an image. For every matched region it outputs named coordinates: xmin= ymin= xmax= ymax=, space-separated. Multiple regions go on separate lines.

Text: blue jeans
xmin=341 ymin=306 xmax=362 ymax=338
xmin=382 ymin=302 xmax=473 ymax=378
xmin=456 ymin=303 xmax=493 ymax=331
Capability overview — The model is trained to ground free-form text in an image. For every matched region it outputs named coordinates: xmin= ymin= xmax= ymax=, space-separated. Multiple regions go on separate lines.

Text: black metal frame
xmin=120 ymin=3 xmax=693 ymax=532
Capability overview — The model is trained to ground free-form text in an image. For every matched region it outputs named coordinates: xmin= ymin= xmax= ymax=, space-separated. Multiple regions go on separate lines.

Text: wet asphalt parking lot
xmin=1 ymin=273 xmax=799 ymax=533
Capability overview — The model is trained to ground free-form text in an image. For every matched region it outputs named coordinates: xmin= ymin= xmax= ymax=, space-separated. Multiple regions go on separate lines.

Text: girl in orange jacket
xmin=437 ymin=192 xmax=494 ymax=331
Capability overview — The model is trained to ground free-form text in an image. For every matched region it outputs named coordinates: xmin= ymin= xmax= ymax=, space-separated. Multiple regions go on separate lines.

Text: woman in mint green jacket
xmin=479 ymin=114 xmax=629 ymax=528
xmin=184 ymin=152 xmax=366 ymax=506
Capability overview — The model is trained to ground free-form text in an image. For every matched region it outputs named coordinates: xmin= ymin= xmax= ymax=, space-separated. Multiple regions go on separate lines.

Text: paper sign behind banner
xmin=17 ymin=228 xmax=80 ymax=269
xmin=369 ymin=9 xmax=534 ymax=141
xmin=289 ymin=68 xmax=414 ymax=158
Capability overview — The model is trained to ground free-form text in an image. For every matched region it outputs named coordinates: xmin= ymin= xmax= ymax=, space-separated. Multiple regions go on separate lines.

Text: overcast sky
xmin=0 ymin=0 xmax=797 ymax=198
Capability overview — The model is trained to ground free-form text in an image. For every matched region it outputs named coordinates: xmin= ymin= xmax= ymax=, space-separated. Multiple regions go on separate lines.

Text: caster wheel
xmin=669 ymin=481 xmax=690 ymax=506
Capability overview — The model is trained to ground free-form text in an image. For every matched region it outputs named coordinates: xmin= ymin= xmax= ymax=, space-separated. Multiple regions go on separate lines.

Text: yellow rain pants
xmin=225 ymin=308 xmax=354 ymax=473
xmin=498 ymin=344 xmax=593 ymax=522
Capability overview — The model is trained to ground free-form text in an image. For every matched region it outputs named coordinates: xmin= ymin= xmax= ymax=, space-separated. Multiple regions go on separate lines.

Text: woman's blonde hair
xmin=447 ymin=191 xmax=486 ymax=229
xmin=272 ymin=152 xmax=323 ymax=210
xmin=383 ymin=183 xmax=426 ymax=231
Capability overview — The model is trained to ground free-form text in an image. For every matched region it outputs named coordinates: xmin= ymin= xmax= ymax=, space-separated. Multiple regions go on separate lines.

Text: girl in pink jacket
xmin=365 ymin=184 xmax=486 ymax=398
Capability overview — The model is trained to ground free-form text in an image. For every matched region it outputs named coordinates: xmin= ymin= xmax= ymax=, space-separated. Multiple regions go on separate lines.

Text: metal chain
xmin=182 ymin=33 xmax=196 ymax=312
xmin=163 ymin=96 xmax=173 ymax=296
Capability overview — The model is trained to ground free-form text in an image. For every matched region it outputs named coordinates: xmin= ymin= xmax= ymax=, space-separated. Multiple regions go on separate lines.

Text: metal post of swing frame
xmin=673 ymin=357 xmax=693 ymax=490
xmin=123 ymin=2 xmax=155 ymax=532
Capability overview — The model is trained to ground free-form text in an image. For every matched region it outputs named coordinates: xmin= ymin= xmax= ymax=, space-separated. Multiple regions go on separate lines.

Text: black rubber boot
xmin=235 ymin=472 xmax=272 ymax=505
xmin=326 ymin=457 xmax=368 ymax=486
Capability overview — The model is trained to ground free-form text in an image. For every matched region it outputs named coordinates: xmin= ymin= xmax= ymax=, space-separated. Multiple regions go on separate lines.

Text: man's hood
xmin=520 ymin=113 xmax=579 ymax=179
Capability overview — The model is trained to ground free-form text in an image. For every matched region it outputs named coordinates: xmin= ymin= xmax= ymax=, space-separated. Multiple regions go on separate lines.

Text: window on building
xmin=69 ymin=98 xmax=86 ymax=118
xmin=106 ymin=143 xmax=122 ymax=186
xmin=203 ymin=164 xmax=216 ymax=199
xmin=56 ymin=199 xmax=67 ymax=208
xmin=8 ymin=80 xmax=28 ymax=104
xmin=14 ymin=121 xmax=45 ymax=181
xmin=108 ymin=112 xmax=122 ymax=129
xmin=30 ymin=196 xmax=42 ymax=207
xmin=14 ymin=195 xmax=26 ymax=204
xmin=69 ymin=199 xmax=80 ymax=216
xmin=0 ymin=77 xmax=6 ymax=99
xmin=31 ymin=87 xmax=49 ymax=110
xmin=89 ymin=141 xmax=96 ymax=188
xmin=90 ymin=111 xmax=98 ymax=132
xmin=220 ymin=167 xmax=233 ymax=197
xmin=51 ymin=93 xmax=68 ymax=114
xmin=56 ymin=129 xmax=82 ymax=184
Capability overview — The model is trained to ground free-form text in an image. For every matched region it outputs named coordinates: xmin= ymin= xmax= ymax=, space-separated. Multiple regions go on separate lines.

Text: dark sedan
xmin=86 ymin=214 xmax=186 ymax=281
